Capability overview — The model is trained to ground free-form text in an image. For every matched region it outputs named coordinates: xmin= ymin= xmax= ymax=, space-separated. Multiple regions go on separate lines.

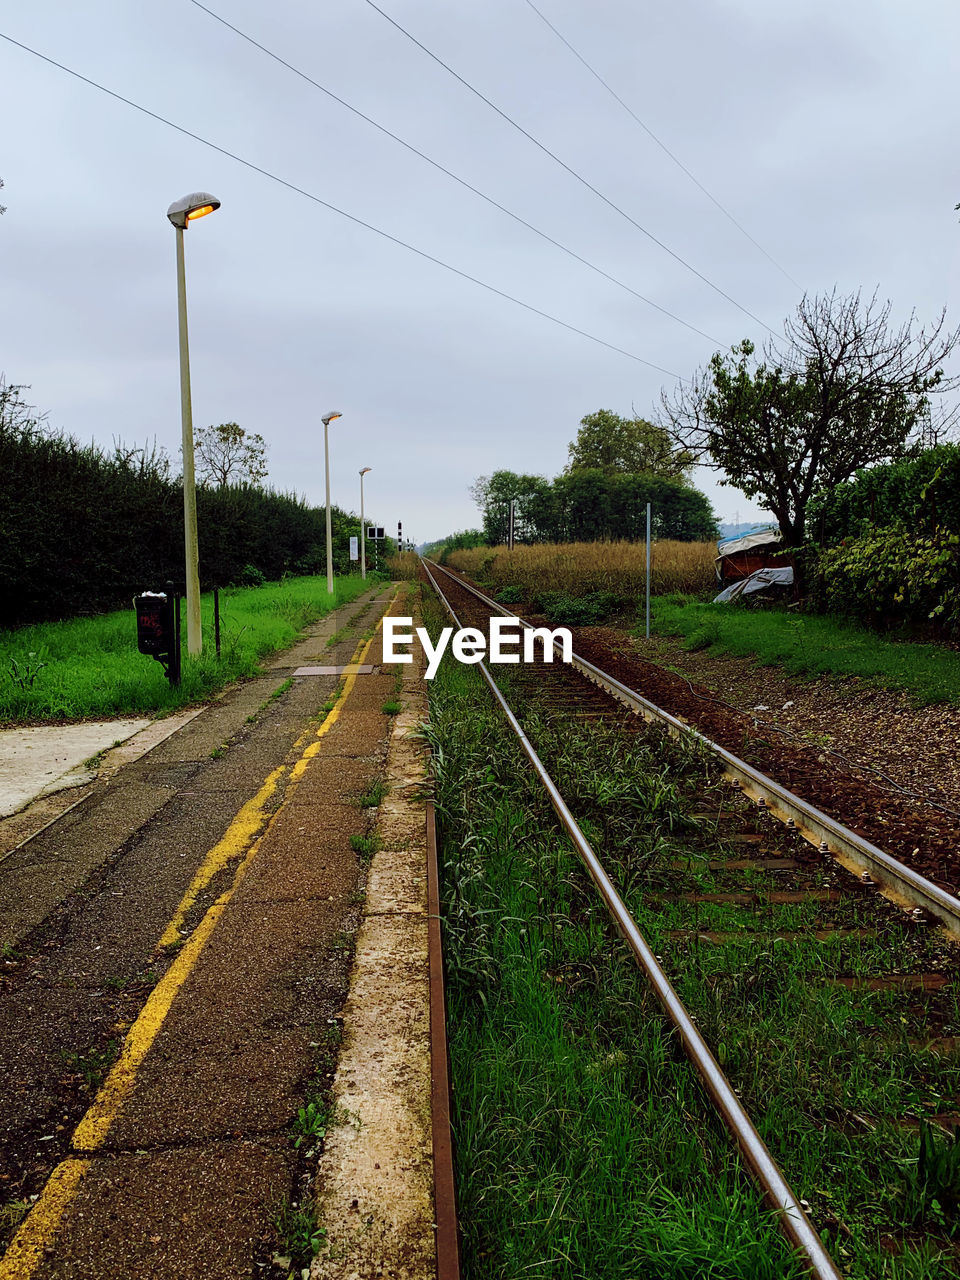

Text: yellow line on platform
xmin=0 ymin=592 xmax=398 ymax=1280
xmin=158 ymin=766 xmax=284 ymax=948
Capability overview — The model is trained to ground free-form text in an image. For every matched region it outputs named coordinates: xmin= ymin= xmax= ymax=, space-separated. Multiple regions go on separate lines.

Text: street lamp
xmin=166 ymin=191 xmax=221 ymax=657
xmin=322 ymin=411 xmax=343 ymax=595
xmin=359 ymin=467 xmax=371 ymax=580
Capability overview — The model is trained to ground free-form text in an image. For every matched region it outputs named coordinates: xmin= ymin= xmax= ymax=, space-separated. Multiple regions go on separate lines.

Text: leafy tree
xmin=567 ymin=409 xmax=693 ymax=479
xmin=660 ymin=290 xmax=960 ymax=544
xmin=0 ymin=177 xmax=6 ymax=216
xmin=469 ymin=470 xmax=555 ymax=544
xmin=422 ymin=529 xmax=487 ymax=557
xmin=470 ymin=466 xmax=715 ymax=544
xmin=195 ymin=421 xmax=268 ymax=487
xmin=553 ymin=470 xmax=716 ymax=542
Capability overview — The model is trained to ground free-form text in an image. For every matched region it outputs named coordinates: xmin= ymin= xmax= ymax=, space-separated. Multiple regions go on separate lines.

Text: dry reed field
xmin=385 ymin=550 xmax=422 ymax=579
xmin=442 ymin=541 xmax=717 ymax=597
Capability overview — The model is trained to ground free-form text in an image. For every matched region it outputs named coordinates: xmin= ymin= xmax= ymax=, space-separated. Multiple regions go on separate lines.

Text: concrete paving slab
xmin=0 ymin=719 xmax=150 ymax=818
xmin=365 ymin=849 xmax=428 ymax=916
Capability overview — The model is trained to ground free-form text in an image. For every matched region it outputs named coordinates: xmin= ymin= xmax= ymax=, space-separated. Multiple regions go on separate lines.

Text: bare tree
xmin=0 ymin=378 xmax=43 ymax=435
xmin=195 ymin=422 xmax=268 ymax=487
xmin=112 ymin=436 xmax=171 ymax=480
xmin=660 ymin=289 xmax=959 ymax=543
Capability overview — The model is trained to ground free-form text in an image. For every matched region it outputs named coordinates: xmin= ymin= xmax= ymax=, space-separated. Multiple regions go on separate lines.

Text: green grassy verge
xmin=0 ymin=575 xmax=375 ymax=723
xmin=652 ymin=596 xmax=960 ymax=706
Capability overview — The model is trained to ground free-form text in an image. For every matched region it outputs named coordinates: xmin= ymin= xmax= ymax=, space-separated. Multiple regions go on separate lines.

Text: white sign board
xmin=367 ymin=526 xmax=385 ymax=540
xmin=349 ymin=536 xmax=359 ymax=561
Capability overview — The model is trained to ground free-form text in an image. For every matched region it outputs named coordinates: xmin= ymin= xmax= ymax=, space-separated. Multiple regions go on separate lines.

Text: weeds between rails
xmin=420 ymin=588 xmax=960 ymax=1277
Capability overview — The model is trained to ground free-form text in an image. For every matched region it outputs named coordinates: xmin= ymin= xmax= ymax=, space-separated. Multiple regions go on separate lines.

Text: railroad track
xmin=421 ymin=557 xmax=960 ymax=1279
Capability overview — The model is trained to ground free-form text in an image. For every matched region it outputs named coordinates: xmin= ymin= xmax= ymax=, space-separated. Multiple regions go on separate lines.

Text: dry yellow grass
xmin=442 ymin=540 xmax=716 ymax=597
xmin=385 ymin=551 xmax=421 ymax=579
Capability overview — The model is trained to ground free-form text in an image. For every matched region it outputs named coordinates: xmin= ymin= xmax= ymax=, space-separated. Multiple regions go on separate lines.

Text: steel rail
xmin=424 ymin=560 xmax=960 ymax=939
xmin=421 ymin=558 xmax=842 ymax=1280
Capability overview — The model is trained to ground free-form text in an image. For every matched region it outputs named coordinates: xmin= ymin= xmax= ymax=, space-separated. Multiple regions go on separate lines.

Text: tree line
xmin=468 ymin=409 xmax=717 ymax=546
xmin=0 ymin=382 xmax=386 ymax=629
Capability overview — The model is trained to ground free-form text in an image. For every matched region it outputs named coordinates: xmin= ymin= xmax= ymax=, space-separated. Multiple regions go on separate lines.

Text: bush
xmin=814 ymin=525 xmax=960 ymax=636
xmin=0 ymin=384 xmax=386 ymax=627
xmin=538 ymin=590 xmax=622 ymax=626
xmin=237 ymin=564 xmax=266 ymax=587
xmin=808 ymin=444 xmax=960 ymax=543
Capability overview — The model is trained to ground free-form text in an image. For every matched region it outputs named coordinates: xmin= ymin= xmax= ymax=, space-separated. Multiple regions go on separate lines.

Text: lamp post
xmin=359 ymin=467 xmax=371 ymax=580
xmin=166 ymin=191 xmax=220 ymax=657
xmin=322 ymin=411 xmax=343 ymax=595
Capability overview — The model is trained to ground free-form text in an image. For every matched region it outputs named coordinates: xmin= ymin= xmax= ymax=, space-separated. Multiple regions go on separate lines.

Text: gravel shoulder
xmin=637 ymin=631 xmax=960 ymax=815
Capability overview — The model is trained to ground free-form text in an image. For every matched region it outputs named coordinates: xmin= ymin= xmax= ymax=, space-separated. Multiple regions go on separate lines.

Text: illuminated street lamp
xmin=359 ymin=467 xmax=372 ymax=580
xmin=166 ymin=191 xmax=221 ymax=656
xmin=322 ymin=411 xmax=343 ymax=594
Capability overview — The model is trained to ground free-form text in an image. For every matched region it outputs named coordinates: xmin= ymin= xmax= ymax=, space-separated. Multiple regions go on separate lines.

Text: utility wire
xmin=521 ymin=0 xmax=802 ymax=291
xmin=362 ymin=0 xmax=777 ymax=336
xmin=0 ymin=30 xmax=680 ymax=377
xmin=188 ymin=0 xmax=722 ymax=347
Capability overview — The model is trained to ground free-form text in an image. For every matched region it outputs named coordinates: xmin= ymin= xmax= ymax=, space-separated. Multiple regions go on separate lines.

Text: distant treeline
xmin=0 ymin=400 xmax=385 ymax=628
xmin=473 ymin=468 xmax=717 ymax=546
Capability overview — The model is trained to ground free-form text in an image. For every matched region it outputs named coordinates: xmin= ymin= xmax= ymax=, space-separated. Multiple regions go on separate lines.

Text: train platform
xmin=0 ymin=582 xmax=454 ymax=1280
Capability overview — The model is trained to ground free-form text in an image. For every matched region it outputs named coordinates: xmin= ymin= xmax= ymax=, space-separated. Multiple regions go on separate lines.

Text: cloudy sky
xmin=2 ymin=0 xmax=958 ymax=544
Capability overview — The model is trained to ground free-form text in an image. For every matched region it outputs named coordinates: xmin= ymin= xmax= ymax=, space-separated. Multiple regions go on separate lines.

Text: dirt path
xmin=0 ymin=585 xmax=414 ymax=1278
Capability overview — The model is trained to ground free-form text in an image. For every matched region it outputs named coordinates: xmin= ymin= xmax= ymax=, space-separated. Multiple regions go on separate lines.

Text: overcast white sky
xmin=2 ymin=0 xmax=958 ymax=544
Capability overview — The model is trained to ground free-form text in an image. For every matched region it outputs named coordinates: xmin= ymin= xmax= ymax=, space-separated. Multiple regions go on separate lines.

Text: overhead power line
xmin=362 ymin=0 xmax=777 ymax=336
xmin=0 ymin=30 xmax=681 ymax=378
xmin=188 ymin=0 xmax=722 ymax=347
xmin=521 ymin=0 xmax=802 ymax=290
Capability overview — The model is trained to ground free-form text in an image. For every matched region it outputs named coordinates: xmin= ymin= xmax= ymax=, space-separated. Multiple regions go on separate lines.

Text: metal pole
xmin=360 ymin=473 xmax=367 ymax=580
xmin=645 ymin=502 xmax=651 ymax=640
xmin=324 ymin=418 xmax=334 ymax=595
xmin=508 ymin=499 xmax=515 ymax=551
xmin=175 ymin=225 xmax=202 ymax=656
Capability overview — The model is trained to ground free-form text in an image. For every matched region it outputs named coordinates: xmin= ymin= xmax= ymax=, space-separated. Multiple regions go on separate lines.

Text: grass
xmin=653 ymin=596 xmax=960 ymax=706
xmin=421 ymin=595 xmax=802 ymax=1279
xmin=380 ymin=698 xmax=403 ymax=715
xmin=0 ymin=574 xmax=372 ymax=724
xmin=349 ymin=832 xmax=381 ymax=861
xmin=444 ymin=539 xmax=717 ymax=599
xmin=356 ymin=779 xmax=387 ymax=809
xmin=420 ymin=585 xmax=959 ymax=1276
xmin=273 ymin=1197 xmax=326 ymax=1269
xmin=58 ymin=1040 xmax=120 ymax=1092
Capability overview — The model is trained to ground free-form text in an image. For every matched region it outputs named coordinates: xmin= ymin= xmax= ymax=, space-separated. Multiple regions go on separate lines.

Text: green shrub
xmin=538 ymin=590 xmax=623 ymax=626
xmin=816 ymin=525 xmax=960 ymax=635
xmin=809 ymin=444 xmax=960 ymax=542
xmin=237 ymin=563 xmax=266 ymax=587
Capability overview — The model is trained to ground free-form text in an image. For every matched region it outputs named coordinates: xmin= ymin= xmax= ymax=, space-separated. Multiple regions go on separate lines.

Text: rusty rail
xmin=426 ymin=798 xmax=461 ymax=1280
